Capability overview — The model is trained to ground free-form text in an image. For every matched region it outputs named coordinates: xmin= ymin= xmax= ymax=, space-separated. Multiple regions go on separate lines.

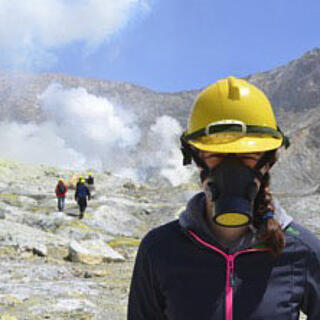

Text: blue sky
xmin=1 ymin=0 xmax=320 ymax=92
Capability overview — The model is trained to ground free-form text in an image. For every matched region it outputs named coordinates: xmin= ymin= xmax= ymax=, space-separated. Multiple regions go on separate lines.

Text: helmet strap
xmin=180 ymin=135 xmax=210 ymax=181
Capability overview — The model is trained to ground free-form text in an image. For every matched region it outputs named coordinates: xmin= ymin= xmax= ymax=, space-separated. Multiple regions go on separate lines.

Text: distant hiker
xmin=76 ymin=176 xmax=83 ymax=190
xmin=86 ymin=172 xmax=94 ymax=185
xmin=75 ymin=178 xmax=91 ymax=219
xmin=55 ymin=178 xmax=67 ymax=212
xmin=86 ymin=172 xmax=95 ymax=198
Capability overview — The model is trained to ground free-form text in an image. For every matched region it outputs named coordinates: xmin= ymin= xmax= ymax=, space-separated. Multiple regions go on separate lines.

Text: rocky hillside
xmin=1 ymin=49 xmax=320 ymax=196
xmin=0 ymin=71 xmax=197 ymax=126
xmin=248 ymin=48 xmax=320 ymax=113
xmin=1 ymin=48 xmax=320 ymax=125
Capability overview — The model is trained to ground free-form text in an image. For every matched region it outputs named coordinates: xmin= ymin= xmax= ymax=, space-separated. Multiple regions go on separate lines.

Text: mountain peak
xmin=248 ymin=48 xmax=320 ymax=112
xmin=301 ymin=47 xmax=320 ymax=59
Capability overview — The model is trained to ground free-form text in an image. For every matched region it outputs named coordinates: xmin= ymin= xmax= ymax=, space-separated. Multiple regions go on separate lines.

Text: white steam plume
xmin=0 ymin=0 xmax=150 ymax=70
xmin=0 ymin=121 xmax=85 ymax=169
xmin=138 ymin=116 xmax=193 ymax=186
xmin=0 ymin=83 xmax=192 ymax=185
xmin=39 ymin=83 xmax=141 ymax=170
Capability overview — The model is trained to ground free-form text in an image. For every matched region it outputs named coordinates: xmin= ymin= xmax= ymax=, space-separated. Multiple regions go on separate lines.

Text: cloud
xmin=0 ymin=0 xmax=150 ymax=70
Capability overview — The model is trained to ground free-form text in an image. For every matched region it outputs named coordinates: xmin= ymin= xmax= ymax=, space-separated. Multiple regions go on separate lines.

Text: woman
xmin=128 ymin=77 xmax=320 ymax=319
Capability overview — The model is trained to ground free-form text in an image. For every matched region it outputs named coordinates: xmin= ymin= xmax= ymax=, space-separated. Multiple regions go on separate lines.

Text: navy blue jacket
xmin=75 ymin=184 xmax=90 ymax=200
xmin=128 ymin=194 xmax=320 ymax=320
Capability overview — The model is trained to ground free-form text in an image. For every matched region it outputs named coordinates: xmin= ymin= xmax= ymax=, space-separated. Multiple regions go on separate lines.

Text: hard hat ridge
xmin=228 ymin=76 xmax=242 ymax=100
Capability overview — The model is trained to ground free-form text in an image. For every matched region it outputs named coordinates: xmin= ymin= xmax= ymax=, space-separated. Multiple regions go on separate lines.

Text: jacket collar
xmin=179 ymin=192 xmax=293 ymax=253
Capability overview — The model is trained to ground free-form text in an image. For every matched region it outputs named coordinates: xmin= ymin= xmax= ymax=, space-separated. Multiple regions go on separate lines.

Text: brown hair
xmin=253 ymin=171 xmax=285 ymax=257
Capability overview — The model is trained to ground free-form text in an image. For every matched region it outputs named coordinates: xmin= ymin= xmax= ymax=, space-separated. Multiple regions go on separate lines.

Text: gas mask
xmin=203 ymin=156 xmax=265 ymax=228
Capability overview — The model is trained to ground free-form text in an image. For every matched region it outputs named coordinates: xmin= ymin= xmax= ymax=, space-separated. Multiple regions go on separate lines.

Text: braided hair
xmin=253 ymin=167 xmax=285 ymax=257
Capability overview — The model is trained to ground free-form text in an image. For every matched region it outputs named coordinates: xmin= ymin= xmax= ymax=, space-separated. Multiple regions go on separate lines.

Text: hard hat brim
xmin=188 ymin=136 xmax=283 ymax=153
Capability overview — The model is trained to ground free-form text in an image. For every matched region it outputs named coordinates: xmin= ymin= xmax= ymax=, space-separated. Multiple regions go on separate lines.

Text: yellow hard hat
xmin=181 ymin=77 xmax=288 ymax=154
xmin=81 ymin=178 xmax=86 ymax=183
xmin=88 ymin=173 xmax=92 ymax=176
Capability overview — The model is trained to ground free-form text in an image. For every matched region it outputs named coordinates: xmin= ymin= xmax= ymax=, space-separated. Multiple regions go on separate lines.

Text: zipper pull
xmin=228 ymin=259 xmax=235 ymax=288
xmin=230 ymin=273 xmax=235 ymax=287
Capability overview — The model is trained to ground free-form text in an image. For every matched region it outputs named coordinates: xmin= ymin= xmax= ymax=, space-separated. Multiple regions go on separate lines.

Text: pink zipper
xmin=226 ymin=256 xmax=235 ymax=320
xmin=188 ymin=230 xmax=269 ymax=320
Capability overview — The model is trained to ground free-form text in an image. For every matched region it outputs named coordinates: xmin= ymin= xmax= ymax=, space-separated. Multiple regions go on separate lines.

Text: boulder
xmin=0 ymin=220 xmax=68 ymax=248
xmin=35 ymin=211 xmax=73 ymax=232
xmin=88 ymin=204 xmax=140 ymax=237
xmin=68 ymin=239 xmax=124 ymax=265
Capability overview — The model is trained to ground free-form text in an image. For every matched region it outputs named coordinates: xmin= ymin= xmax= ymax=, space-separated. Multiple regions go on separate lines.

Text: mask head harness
xmin=180 ymin=122 xmax=290 ymax=227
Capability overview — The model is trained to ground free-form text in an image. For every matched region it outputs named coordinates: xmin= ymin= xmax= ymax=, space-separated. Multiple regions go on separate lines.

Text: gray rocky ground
xmin=0 ymin=158 xmax=198 ymax=319
xmin=0 ymin=158 xmax=315 ymax=319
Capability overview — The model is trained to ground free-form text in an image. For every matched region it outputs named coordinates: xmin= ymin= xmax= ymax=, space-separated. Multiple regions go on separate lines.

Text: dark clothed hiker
xmin=75 ymin=179 xmax=90 ymax=219
xmin=86 ymin=173 xmax=94 ymax=185
xmin=86 ymin=173 xmax=95 ymax=198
